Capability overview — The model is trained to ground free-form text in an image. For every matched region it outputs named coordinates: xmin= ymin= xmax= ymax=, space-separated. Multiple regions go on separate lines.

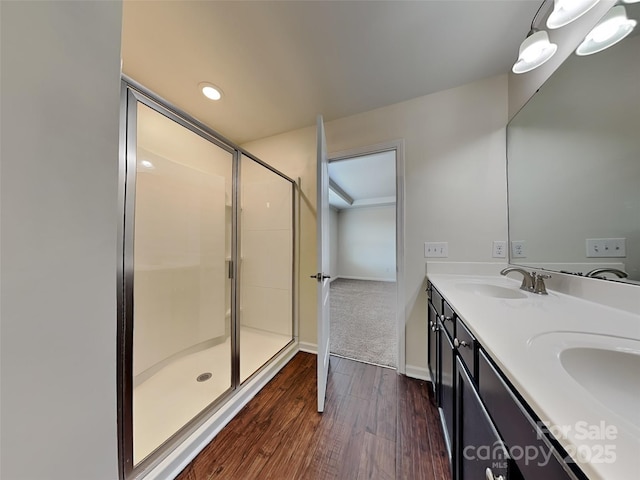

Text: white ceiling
xmin=121 ymin=0 xmax=540 ymax=145
xmin=329 ymin=151 xmax=396 ymax=210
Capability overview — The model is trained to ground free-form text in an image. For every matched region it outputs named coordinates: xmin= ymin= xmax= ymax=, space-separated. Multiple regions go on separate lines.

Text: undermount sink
xmin=528 ymin=331 xmax=640 ymax=430
xmin=456 ymin=281 xmax=528 ymax=299
xmin=561 ymin=347 xmax=640 ymax=426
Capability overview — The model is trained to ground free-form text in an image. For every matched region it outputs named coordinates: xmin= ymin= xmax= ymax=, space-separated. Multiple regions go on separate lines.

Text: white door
xmin=314 ymin=114 xmax=331 ymax=412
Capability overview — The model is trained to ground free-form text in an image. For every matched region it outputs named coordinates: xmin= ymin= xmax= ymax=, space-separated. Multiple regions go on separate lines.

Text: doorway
xmin=327 ymin=141 xmax=405 ymax=371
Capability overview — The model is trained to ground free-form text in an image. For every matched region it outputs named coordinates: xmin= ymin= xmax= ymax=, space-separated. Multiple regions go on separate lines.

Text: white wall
xmin=0 ymin=2 xmax=123 ymax=479
xmin=337 ymin=206 xmax=395 ymax=281
xmin=243 ymin=74 xmax=509 ymax=369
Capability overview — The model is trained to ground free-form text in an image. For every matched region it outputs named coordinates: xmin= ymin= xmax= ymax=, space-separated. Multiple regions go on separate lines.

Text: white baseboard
xmin=298 ymin=341 xmax=317 ymax=354
xmin=147 ymin=342 xmax=299 ymax=480
xmin=337 ymin=275 xmax=396 ymax=282
xmin=405 ymin=364 xmax=431 ymax=381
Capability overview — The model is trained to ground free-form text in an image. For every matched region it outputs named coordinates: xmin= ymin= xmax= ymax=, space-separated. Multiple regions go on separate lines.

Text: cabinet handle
xmin=485 ymin=467 xmax=505 ymax=480
xmin=454 ymin=338 xmax=470 ymax=349
xmin=439 ymin=314 xmax=452 ymax=322
xmin=431 ymin=324 xmax=438 ymax=332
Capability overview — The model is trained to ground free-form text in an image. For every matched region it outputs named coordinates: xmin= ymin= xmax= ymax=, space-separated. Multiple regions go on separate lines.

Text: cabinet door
xmin=440 ymin=322 xmax=455 ymax=461
xmin=428 ymin=301 xmax=440 ymax=402
xmin=478 ymin=350 xmax=580 ymax=480
xmin=457 ymin=357 xmax=517 ymax=480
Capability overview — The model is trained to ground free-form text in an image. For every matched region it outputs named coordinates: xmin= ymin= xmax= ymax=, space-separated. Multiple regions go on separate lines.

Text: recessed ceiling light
xmin=199 ymin=82 xmax=223 ymax=101
xmin=140 ymin=159 xmax=155 ymax=169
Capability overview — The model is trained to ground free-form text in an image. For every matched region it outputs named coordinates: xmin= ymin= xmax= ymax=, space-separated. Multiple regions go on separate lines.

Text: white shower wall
xmin=133 ymin=153 xmax=227 ymax=376
xmin=133 ymin=104 xmax=233 ymax=378
xmin=240 ymin=161 xmax=293 ymax=338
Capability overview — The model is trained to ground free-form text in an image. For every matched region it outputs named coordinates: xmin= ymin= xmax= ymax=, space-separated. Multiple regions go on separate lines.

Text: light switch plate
xmin=425 ymin=242 xmax=448 ymax=258
xmin=586 ymin=238 xmax=626 ymax=258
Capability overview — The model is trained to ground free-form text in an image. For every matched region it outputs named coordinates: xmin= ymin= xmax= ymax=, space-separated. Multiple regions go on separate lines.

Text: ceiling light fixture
xmin=575 ymin=5 xmax=637 ymax=55
xmin=512 ymin=29 xmax=558 ymax=74
xmin=513 ymin=0 xmax=558 ymax=74
xmin=546 ymin=0 xmax=599 ymax=29
xmin=199 ymin=82 xmax=223 ymax=101
xmin=140 ymin=159 xmax=155 ymax=169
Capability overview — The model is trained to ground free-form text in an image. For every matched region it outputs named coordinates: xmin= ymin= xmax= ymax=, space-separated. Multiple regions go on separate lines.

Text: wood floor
xmin=177 ymin=353 xmax=451 ymax=480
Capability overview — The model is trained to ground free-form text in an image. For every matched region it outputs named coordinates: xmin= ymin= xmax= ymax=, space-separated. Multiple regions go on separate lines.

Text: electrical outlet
xmin=425 ymin=242 xmax=449 ymax=258
xmin=492 ymin=241 xmax=507 ymax=258
xmin=511 ymin=240 xmax=526 ymax=258
xmin=586 ymin=238 xmax=626 ymax=258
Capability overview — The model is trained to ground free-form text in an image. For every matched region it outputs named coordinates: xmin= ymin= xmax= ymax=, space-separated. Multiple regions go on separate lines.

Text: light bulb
xmin=589 ymin=18 xmax=625 ymax=42
xmin=521 ymin=39 xmax=548 ymax=63
xmin=547 ymin=0 xmax=599 ymax=29
xmin=512 ymin=31 xmax=557 ymax=74
xmin=576 ymin=5 xmax=637 ymax=56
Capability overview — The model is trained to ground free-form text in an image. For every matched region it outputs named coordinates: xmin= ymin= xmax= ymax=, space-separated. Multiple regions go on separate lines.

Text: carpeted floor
xmin=329 ymin=278 xmax=397 ymax=368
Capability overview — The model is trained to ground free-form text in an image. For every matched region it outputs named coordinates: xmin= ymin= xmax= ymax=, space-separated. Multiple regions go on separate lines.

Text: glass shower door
xmin=239 ymin=154 xmax=294 ymax=382
xmin=130 ymin=102 xmax=234 ymax=464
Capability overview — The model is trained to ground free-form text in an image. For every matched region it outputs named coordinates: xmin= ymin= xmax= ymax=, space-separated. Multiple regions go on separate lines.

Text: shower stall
xmin=118 ymin=80 xmax=296 ymax=478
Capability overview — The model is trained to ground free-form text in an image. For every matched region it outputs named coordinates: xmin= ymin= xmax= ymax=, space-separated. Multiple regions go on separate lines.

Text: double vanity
xmin=444 ymin=3 xmax=640 ymax=477
xmin=426 ymin=273 xmax=639 ymax=480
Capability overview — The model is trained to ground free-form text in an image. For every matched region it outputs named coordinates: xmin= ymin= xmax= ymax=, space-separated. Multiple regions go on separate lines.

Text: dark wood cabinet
xmin=427 ymin=300 xmax=439 ymax=402
xmin=427 ymin=282 xmax=582 ymax=480
xmin=456 ymin=357 xmax=516 ymax=480
xmin=478 ymin=350 xmax=582 ymax=480
xmin=428 ymin=283 xmax=456 ymax=467
xmin=440 ymin=319 xmax=455 ymax=459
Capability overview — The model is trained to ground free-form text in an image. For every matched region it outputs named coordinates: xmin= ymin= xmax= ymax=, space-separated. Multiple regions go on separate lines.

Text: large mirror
xmin=507 ymin=1 xmax=640 ymax=285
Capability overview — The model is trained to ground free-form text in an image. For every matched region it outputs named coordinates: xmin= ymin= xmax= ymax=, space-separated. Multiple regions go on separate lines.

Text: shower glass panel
xmin=132 ymin=103 xmax=233 ymax=464
xmin=239 ymin=154 xmax=294 ymax=382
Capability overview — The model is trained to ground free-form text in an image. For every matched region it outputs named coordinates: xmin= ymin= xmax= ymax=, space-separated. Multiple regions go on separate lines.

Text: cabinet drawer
xmin=431 ymin=286 xmax=444 ymax=316
xmin=478 ymin=350 xmax=580 ymax=480
xmin=442 ymin=301 xmax=456 ymax=339
xmin=455 ymin=318 xmax=475 ymax=377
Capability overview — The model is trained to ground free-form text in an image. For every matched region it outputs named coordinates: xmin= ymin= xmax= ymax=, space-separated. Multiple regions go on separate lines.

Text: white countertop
xmin=427 ymin=273 xmax=640 ymax=480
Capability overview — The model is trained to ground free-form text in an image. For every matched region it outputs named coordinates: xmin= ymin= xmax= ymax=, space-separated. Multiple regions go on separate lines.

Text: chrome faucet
xmin=532 ymin=273 xmax=551 ymax=295
xmin=584 ymin=268 xmax=628 ymax=279
xmin=500 ymin=267 xmax=534 ymax=291
xmin=500 ymin=267 xmax=550 ymax=295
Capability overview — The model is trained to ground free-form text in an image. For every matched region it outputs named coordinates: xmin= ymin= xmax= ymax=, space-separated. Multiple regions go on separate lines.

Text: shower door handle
xmin=227 ymin=260 xmax=234 ymax=279
xmin=310 ymin=273 xmax=331 ymax=282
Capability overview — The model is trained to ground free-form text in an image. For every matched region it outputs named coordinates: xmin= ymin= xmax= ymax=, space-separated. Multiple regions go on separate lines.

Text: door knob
xmin=310 ymin=273 xmax=331 ymax=281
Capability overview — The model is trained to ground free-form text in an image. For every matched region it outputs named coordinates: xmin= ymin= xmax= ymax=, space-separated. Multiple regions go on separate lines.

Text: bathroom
xmin=1 ymin=1 xmax=638 ymax=480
